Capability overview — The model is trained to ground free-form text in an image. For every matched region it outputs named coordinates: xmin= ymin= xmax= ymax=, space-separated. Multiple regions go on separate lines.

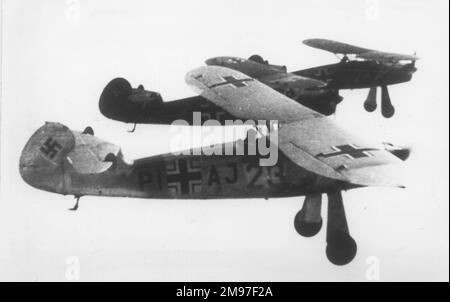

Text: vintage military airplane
xmin=207 ymin=40 xmax=418 ymax=118
xmin=21 ymin=66 xmax=409 ymax=265
xmin=204 ymin=55 xmax=343 ymax=115
xmin=296 ymin=39 xmax=419 ymax=118
xmin=99 ymin=39 xmax=418 ymax=130
xmin=98 ymin=68 xmax=334 ymax=132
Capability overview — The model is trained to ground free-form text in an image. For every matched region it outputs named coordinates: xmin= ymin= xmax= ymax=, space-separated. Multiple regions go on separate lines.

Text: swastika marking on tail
xmin=40 ymin=137 xmax=62 ymax=159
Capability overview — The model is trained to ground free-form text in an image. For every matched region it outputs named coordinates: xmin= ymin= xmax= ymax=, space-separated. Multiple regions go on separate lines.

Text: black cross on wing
xmin=208 ymin=76 xmax=253 ymax=89
xmin=316 ymin=144 xmax=378 ymax=160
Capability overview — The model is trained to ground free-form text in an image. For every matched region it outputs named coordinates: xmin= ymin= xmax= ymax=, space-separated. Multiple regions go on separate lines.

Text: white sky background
xmin=0 ymin=0 xmax=448 ymax=281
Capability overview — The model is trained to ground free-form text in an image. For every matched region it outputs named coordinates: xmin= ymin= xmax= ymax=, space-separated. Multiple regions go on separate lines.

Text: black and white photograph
xmin=0 ymin=0 xmax=448 ymax=285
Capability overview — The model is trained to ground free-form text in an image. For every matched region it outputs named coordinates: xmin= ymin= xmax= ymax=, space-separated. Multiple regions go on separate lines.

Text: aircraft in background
xmin=209 ymin=39 xmax=419 ymax=118
xmin=98 ymin=69 xmax=334 ymax=132
xmin=98 ymin=39 xmax=418 ymax=131
xmin=296 ymin=39 xmax=419 ymax=118
xmin=21 ymin=66 xmax=409 ymax=265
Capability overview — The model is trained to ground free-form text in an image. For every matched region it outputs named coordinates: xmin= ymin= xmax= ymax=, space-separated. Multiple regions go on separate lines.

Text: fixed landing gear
xmin=325 ymin=191 xmax=357 ymax=265
xmin=363 ymin=86 xmax=395 ymax=118
xmin=294 ymin=193 xmax=323 ymax=237
xmin=364 ymin=87 xmax=378 ymax=112
xmin=69 ymin=195 xmax=81 ymax=211
xmin=294 ymin=191 xmax=357 ymax=265
xmin=381 ymin=86 xmax=395 ymax=118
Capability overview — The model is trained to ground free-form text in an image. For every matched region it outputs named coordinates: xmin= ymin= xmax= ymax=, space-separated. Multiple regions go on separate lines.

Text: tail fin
xmin=19 ymin=122 xmax=75 ymax=194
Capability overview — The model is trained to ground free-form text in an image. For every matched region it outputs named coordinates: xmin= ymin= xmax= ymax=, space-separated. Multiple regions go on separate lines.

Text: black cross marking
xmin=208 ymin=76 xmax=253 ymax=89
xmin=316 ymin=144 xmax=378 ymax=159
xmin=40 ymin=137 xmax=62 ymax=159
xmin=166 ymin=159 xmax=202 ymax=194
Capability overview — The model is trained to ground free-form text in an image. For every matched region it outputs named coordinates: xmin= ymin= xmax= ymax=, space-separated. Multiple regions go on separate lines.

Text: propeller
xmin=410 ymin=51 xmax=419 ymax=72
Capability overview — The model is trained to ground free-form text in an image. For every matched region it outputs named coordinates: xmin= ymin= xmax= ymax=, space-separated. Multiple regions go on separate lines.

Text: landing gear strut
xmin=364 ymin=87 xmax=377 ymax=112
xmin=325 ymin=191 xmax=357 ymax=265
xmin=381 ymin=86 xmax=395 ymax=118
xmin=363 ymin=86 xmax=395 ymax=118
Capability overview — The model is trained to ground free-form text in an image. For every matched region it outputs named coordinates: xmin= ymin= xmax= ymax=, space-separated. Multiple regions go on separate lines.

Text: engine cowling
xmin=99 ymin=78 xmax=164 ymax=123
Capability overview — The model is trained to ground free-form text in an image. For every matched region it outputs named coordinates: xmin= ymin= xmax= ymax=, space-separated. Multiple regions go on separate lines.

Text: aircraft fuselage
xmin=295 ymin=60 xmax=416 ymax=89
xmin=48 ymin=150 xmax=352 ymax=200
xmin=19 ymin=123 xmax=354 ymax=200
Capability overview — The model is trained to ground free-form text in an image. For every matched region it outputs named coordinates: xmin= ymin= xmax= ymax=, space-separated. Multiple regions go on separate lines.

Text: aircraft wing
xmin=357 ymin=51 xmax=419 ymax=63
xmin=205 ymin=56 xmax=326 ymax=91
xmin=185 ymin=66 xmax=404 ymax=187
xmin=303 ymin=38 xmax=419 ymax=63
xmin=303 ymin=38 xmax=370 ymax=55
xmin=186 ymin=66 xmax=321 ymax=123
xmin=277 ymin=119 xmax=403 ymax=187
